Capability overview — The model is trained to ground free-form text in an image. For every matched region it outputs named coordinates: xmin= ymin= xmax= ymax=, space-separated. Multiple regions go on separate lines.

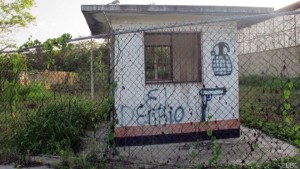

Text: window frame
xmin=144 ymin=32 xmax=202 ymax=84
xmin=144 ymin=45 xmax=172 ymax=82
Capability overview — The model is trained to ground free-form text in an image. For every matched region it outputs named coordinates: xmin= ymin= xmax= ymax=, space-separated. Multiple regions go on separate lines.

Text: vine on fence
xmin=190 ymin=115 xmax=222 ymax=169
xmin=283 ymin=80 xmax=300 ymax=147
xmin=206 ymin=115 xmax=222 ymax=167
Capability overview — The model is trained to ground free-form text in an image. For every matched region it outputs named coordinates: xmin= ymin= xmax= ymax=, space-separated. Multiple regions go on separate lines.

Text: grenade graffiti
xmin=211 ymin=42 xmax=232 ymax=76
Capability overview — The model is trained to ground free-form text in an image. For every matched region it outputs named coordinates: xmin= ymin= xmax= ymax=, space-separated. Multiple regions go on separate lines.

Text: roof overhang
xmin=81 ymin=5 xmax=274 ymax=35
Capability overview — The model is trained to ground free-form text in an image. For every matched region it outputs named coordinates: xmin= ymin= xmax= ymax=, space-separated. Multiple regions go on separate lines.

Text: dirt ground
xmin=109 ymin=126 xmax=299 ymax=167
xmin=1 ymin=125 xmax=298 ymax=169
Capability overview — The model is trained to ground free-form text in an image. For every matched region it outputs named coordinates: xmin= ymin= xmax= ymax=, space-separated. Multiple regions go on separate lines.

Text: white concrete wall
xmin=238 ymin=14 xmax=300 ymax=77
xmin=112 ymin=19 xmax=239 ymax=127
xmin=239 ymin=14 xmax=300 ymax=54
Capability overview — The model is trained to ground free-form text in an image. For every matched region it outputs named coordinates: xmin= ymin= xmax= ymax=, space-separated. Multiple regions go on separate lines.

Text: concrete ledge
xmin=81 ymin=5 xmax=273 ymax=15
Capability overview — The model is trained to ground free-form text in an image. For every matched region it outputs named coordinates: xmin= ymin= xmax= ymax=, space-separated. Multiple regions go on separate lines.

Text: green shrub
xmin=10 ymin=95 xmax=113 ymax=155
xmin=0 ymin=81 xmax=54 ymax=116
xmin=0 ymin=81 xmax=53 ymax=103
xmin=99 ymin=95 xmax=114 ymax=121
xmin=22 ymin=82 xmax=54 ymax=101
xmin=240 ymin=78 xmax=300 ymax=148
xmin=0 ymin=54 xmax=27 ymax=83
xmin=241 ymin=111 xmax=300 ymax=148
xmin=239 ymin=75 xmax=300 ymax=90
xmin=0 ymin=80 xmax=20 ymax=103
xmin=0 ymin=112 xmax=26 ymax=148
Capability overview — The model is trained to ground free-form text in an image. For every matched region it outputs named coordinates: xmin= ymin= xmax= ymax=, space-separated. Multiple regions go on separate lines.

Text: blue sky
xmin=13 ymin=0 xmax=299 ymax=46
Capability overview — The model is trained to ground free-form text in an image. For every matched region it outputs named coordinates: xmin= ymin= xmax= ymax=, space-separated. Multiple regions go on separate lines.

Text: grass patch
xmin=0 ymin=111 xmax=27 ymax=149
xmin=239 ymin=75 xmax=300 ymax=148
xmin=0 ymin=88 xmax=113 ymax=165
xmin=239 ymin=75 xmax=300 ymax=90
xmin=0 ymin=83 xmax=112 ymax=158
xmin=9 ymin=96 xmax=112 ymax=155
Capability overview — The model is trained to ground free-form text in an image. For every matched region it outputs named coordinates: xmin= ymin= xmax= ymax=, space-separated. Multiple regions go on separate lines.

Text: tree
xmin=0 ymin=0 xmax=35 ymax=51
xmin=23 ymin=39 xmax=110 ymax=94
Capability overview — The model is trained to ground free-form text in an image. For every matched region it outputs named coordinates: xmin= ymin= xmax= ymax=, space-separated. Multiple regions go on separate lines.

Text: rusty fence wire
xmin=0 ymin=12 xmax=300 ymax=168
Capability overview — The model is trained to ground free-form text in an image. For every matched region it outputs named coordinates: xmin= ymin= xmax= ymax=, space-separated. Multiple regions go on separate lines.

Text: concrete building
xmin=239 ymin=2 xmax=300 ymax=77
xmin=81 ymin=4 xmax=273 ymax=146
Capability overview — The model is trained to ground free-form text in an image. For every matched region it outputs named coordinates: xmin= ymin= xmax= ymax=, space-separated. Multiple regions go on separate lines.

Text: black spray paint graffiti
xmin=211 ymin=42 xmax=233 ymax=76
xmin=119 ymin=88 xmax=186 ymax=127
xmin=120 ymin=87 xmax=228 ymax=126
xmin=199 ymin=87 xmax=227 ymax=122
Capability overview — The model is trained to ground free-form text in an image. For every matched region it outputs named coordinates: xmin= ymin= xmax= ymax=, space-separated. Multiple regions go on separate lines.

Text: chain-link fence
xmin=0 ymin=11 xmax=300 ymax=168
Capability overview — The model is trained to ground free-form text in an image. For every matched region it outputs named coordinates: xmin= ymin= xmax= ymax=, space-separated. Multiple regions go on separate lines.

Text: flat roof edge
xmin=277 ymin=1 xmax=300 ymax=12
xmin=81 ymin=5 xmax=274 ymax=14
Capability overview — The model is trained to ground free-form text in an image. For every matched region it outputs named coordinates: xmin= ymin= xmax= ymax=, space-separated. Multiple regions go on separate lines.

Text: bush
xmin=240 ymin=111 xmax=300 ymax=148
xmin=0 ymin=112 xmax=26 ymax=149
xmin=239 ymin=76 xmax=300 ymax=148
xmin=11 ymin=98 xmax=105 ymax=155
xmin=0 ymin=81 xmax=54 ymax=115
xmin=0 ymin=54 xmax=27 ymax=83
xmin=239 ymin=75 xmax=300 ymax=90
xmin=22 ymin=82 xmax=54 ymax=101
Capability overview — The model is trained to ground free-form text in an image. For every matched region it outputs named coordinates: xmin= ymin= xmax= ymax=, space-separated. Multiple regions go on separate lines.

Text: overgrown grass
xmin=8 ymin=95 xmax=112 ymax=155
xmin=239 ymin=75 xmax=300 ymax=148
xmin=0 ymin=82 xmax=54 ymax=102
xmin=239 ymin=75 xmax=300 ymax=90
xmin=0 ymin=82 xmax=113 ymax=161
xmin=0 ymin=112 xmax=27 ymax=150
xmin=0 ymin=81 xmax=54 ymax=114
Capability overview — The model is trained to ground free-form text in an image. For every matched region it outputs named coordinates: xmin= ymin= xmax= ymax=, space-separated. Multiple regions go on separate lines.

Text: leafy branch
xmin=0 ymin=0 xmax=35 ymax=32
xmin=18 ymin=33 xmax=72 ymax=69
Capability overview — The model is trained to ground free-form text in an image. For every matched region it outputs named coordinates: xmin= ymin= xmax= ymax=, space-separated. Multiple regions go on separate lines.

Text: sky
xmin=13 ymin=0 xmax=299 ymax=46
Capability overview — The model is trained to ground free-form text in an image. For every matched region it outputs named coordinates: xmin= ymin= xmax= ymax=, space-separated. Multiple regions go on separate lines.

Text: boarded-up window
xmin=144 ymin=32 xmax=201 ymax=83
